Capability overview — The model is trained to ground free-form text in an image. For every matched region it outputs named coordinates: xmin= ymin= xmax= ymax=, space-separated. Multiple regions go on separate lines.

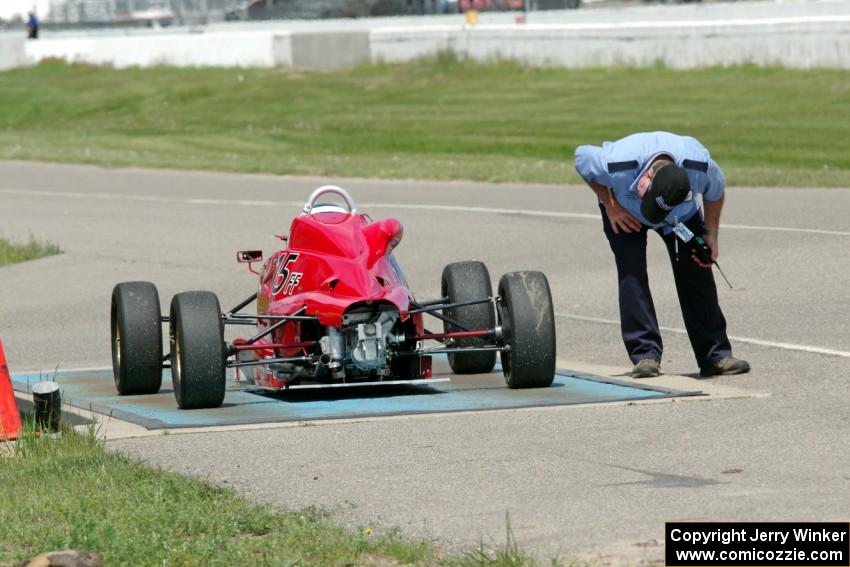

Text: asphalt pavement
xmin=1 ymin=160 xmax=848 ymax=563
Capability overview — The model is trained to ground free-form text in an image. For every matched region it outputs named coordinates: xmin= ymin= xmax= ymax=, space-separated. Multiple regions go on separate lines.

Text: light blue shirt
xmin=574 ymin=131 xmax=725 ymax=233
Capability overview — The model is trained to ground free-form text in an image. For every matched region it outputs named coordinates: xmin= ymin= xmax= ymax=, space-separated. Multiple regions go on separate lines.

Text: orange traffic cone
xmin=0 ymin=339 xmax=22 ymax=441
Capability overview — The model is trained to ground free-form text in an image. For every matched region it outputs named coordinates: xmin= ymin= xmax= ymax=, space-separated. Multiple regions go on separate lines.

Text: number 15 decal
xmin=271 ymin=253 xmax=303 ymax=296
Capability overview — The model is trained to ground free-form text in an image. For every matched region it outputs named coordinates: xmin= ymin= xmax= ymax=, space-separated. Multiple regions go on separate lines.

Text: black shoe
xmin=632 ymin=359 xmax=661 ymax=378
xmin=700 ymin=356 xmax=750 ymax=377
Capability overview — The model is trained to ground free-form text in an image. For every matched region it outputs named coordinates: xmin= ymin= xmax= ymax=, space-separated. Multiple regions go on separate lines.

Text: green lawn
xmin=0 ymin=237 xmax=61 ymax=266
xmin=1 ymin=58 xmax=848 ymax=186
xmin=0 ymin=423 xmax=544 ymax=566
xmin=0 ymin=424 xmax=424 ymax=566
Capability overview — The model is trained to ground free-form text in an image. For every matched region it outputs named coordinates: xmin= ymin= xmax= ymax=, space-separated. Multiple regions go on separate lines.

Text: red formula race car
xmin=110 ymin=186 xmax=556 ymax=409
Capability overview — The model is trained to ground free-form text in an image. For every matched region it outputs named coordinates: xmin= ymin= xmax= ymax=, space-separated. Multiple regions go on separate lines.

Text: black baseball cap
xmin=640 ymin=163 xmax=691 ymax=224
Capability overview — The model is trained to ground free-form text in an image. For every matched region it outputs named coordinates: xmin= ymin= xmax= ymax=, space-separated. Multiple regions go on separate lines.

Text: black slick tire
xmin=169 ymin=291 xmax=226 ymax=409
xmin=111 ymin=281 xmax=163 ymax=395
xmin=497 ymin=271 xmax=556 ymax=388
xmin=441 ymin=261 xmax=496 ymax=374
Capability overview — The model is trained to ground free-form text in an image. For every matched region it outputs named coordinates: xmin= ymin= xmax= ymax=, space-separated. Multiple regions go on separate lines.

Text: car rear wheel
xmin=497 ymin=271 xmax=556 ymax=388
xmin=111 ymin=281 xmax=163 ymax=395
xmin=169 ymin=291 xmax=226 ymax=409
xmin=441 ymin=261 xmax=496 ymax=374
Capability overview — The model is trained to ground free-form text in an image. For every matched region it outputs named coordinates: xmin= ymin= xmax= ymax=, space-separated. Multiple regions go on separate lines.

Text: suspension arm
xmin=409 ymin=297 xmax=493 ymax=314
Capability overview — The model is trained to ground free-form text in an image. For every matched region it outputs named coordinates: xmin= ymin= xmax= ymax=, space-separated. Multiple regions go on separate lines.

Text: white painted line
xmin=3 ymin=187 xmax=849 ymax=237
xmin=0 ymin=188 xmax=303 ymax=208
xmin=556 ymin=312 xmax=850 ymax=359
xmin=364 ymin=202 xmax=599 ymax=221
xmin=709 ymin=223 xmax=850 ymax=237
xmin=13 ymin=365 xmax=113 ymax=375
xmin=363 ymin=203 xmax=850 ymax=237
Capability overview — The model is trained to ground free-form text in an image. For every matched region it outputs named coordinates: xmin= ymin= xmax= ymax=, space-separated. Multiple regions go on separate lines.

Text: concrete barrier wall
xmin=290 ymin=32 xmax=370 ymax=71
xmin=19 ymin=30 xmax=372 ymax=70
xmin=25 ymin=31 xmax=281 ymax=68
xmin=9 ymin=4 xmax=850 ymax=70
xmin=371 ymin=18 xmax=850 ymax=69
xmin=0 ymin=37 xmax=27 ymax=71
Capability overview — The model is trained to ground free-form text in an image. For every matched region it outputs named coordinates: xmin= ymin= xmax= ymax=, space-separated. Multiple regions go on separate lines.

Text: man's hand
xmin=691 ymin=233 xmax=718 ymax=268
xmin=705 ymin=234 xmax=719 ymax=262
xmin=583 ymin=179 xmax=642 ymax=234
xmin=605 ymin=200 xmax=642 ymax=234
xmin=698 ymin=196 xmax=724 ymax=267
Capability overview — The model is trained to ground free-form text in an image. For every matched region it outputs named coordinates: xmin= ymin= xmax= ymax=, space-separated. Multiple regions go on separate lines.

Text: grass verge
xmin=0 ymin=237 xmax=61 ymax=266
xmin=0 ymin=58 xmax=848 ymax=187
xmin=0 ymin=420 xmax=552 ymax=566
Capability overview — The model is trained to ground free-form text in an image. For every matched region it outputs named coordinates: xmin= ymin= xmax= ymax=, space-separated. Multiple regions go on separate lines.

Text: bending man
xmin=574 ymin=131 xmax=749 ymax=378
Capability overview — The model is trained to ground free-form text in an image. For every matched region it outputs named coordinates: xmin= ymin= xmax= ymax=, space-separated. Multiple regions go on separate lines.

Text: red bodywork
xmin=241 ymin=210 xmax=427 ymax=389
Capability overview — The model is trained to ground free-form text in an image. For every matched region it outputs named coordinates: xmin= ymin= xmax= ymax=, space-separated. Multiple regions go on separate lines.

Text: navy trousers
xmin=599 ymin=204 xmax=732 ymax=368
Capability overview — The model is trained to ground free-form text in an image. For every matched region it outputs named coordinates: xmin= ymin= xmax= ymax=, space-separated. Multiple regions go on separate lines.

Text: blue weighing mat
xmin=11 ymin=363 xmax=699 ymax=430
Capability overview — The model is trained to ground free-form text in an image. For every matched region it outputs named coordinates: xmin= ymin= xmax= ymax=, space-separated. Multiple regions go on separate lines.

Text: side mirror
xmin=237 ymin=250 xmax=263 ymax=263
xmin=237 ymin=250 xmax=263 ymax=275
